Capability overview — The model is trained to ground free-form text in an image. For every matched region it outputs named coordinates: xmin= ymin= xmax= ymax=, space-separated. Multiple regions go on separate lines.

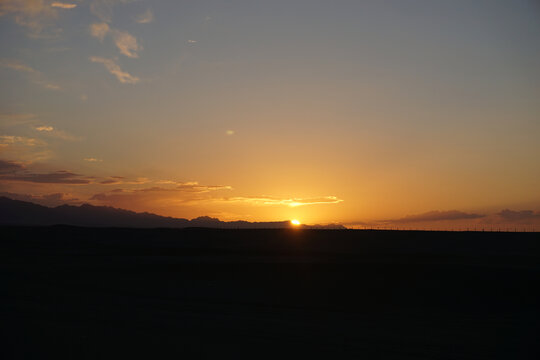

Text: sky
xmin=1 ymin=0 xmax=540 ymax=228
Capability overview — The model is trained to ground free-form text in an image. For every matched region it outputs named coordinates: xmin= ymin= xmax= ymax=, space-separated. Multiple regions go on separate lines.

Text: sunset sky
xmin=1 ymin=0 xmax=540 ymax=228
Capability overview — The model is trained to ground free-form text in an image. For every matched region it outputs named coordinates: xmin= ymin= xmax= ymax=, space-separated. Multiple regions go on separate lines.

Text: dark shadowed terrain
xmin=1 ymin=226 xmax=539 ymax=359
xmin=0 ymin=197 xmax=344 ymax=229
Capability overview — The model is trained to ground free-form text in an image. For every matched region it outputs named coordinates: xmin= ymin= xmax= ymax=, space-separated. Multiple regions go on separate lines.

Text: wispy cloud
xmin=0 ymin=59 xmax=60 ymax=90
xmin=44 ymin=83 xmax=60 ymax=90
xmin=0 ymin=135 xmax=42 ymax=147
xmin=91 ymin=182 xmax=231 ymax=200
xmin=188 ymin=40 xmax=197 ymax=44
xmin=90 ymin=23 xmax=141 ymax=58
xmin=0 ymin=59 xmax=37 ymax=74
xmin=135 ymin=9 xmax=153 ymax=24
xmin=90 ymin=56 xmax=139 ymax=84
xmin=100 ymin=179 xmax=122 ymax=185
xmin=0 ymin=135 xmax=51 ymax=162
xmin=84 ymin=157 xmax=103 ymax=163
xmin=0 ymin=0 xmax=76 ymax=37
xmin=90 ymin=22 xmax=110 ymax=41
xmin=89 ymin=0 xmax=136 ymax=23
xmin=1 ymin=170 xmax=92 ymax=184
xmin=33 ymin=125 xmax=81 ymax=141
xmin=112 ymin=29 xmax=141 ymax=58
xmin=0 ymin=113 xmax=36 ymax=126
xmin=346 ymin=209 xmax=490 ymax=228
xmin=98 ymin=176 xmax=150 ymax=185
xmin=176 ymin=182 xmax=232 ymax=193
xmin=220 ymin=196 xmax=344 ymax=207
xmin=35 ymin=125 xmax=54 ymax=132
xmin=0 ymin=159 xmax=25 ymax=174
xmin=497 ymin=209 xmax=540 ymax=223
xmin=0 ymin=0 xmax=55 ymax=36
xmin=50 ymin=2 xmax=77 ymax=9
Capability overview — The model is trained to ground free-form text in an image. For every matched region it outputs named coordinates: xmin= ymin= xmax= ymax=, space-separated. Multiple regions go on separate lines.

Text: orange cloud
xmin=1 ymin=170 xmax=92 ymax=184
xmin=35 ymin=125 xmax=54 ymax=132
xmin=50 ymin=3 xmax=77 ymax=9
xmin=218 ymin=195 xmax=343 ymax=207
xmin=90 ymin=56 xmax=139 ymax=84
xmin=0 ymin=59 xmax=60 ymax=90
xmin=112 ymin=29 xmax=141 ymax=58
xmin=90 ymin=22 xmax=110 ymax=41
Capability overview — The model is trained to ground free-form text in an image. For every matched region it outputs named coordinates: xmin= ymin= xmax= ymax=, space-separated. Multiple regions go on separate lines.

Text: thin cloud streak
xmin=0 ymin=159 xmax=25 ymax=173
xmin=0 ymin=59 xmax=60 ymax=90
xmin=135 ymin=9 xmax=153 ymax=24
xmin=220 ymin=196 xmax=344 ymax=207
xmin=1 ymin=170 xmax=92 ymax=184
xmin=0 ymin=135 xmax=41 ymax=147
xmin=90 ymin=56 xmax=139 ymax=84
xmin=92 ymin=182 xmax=232 ymax=198
xmin=0 ymin=113 xmax=36 ymax=126
xmin=0 ymin=137 xmax=51 ymax=162
xmin=389 ymin=210 xmax=485 ymax=223
xmin=89 ymin=0 xmax=135 ymax=23
xmin=0 ymin=0 xmax=59 ymax=36
xmin=35 ymin=126 xmax=54 ymax=132
xmin=50 ymin=2 xmax=77 ymax=9
xmin=33 ymin=125 xmax=81 ymax=141
xmin=497 ymin=209 xmax=540 ymax=222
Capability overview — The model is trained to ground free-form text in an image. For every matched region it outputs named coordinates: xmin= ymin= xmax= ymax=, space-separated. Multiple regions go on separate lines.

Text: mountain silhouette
xmin=0 ymin=196 xmax=345 ymax=229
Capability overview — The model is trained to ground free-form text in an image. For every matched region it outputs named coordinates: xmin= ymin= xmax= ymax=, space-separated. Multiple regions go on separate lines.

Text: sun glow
xmin=291 ymin=219 xmax=301 ymax=226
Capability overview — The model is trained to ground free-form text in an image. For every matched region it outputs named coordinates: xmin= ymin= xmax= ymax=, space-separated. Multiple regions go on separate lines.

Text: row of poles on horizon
xmin=348 ymin=226 xmax=538 ymax=232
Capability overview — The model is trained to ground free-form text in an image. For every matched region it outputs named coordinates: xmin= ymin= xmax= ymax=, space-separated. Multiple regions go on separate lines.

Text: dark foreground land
xmin=1 ymin=227 xmax=539 ymax=359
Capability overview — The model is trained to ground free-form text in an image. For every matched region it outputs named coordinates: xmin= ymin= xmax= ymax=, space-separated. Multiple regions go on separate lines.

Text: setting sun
xmin=291 ymin=219 xmax=301 ymax=226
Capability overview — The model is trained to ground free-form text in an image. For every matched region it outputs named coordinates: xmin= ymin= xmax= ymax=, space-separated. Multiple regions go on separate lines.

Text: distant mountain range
xmin=0 ymin=197 xmax=345 ymax=229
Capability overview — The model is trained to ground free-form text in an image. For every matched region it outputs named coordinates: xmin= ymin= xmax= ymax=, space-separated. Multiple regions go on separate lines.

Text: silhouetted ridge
xmin=0 ymin=196 xmax=345 ymax=229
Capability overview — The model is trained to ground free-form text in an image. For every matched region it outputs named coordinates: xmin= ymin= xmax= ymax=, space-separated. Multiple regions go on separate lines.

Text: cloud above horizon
xmin=33 ymin=125 xmax=81 ymax=141
xmin=89 ymin=0 xmax=135 ymax=23
xmin=0 ymin=113 xmax=36 ymax=126
xmin=90 ymin=22 xmax=110 ymax=41
xmin=1 ymin=169 xmax=92 ymax=184
xmin=217 ymin=195 xmax=344 ymax=207
xmin=497 ymin=209 xmax=540 ymax=223
xmin=0 ymin=135 xmax=51 ymax=162
xmin=0 ymin=59 xmax=60 ymax=90
xmin=112 ymin=29 xmax=141 ymax=58
xmin=0 ymin=0 xmax=59 ymax=37
xmin=389 ymin=210 xmax=485 ymax=223
xmin=91 ymin=182 xmax=233 ymax=201
xmin=50 ymin=2 xmax=77 ymax=9
xmin=90 ymin=56 xmax=139 ymax=84
xmin=135 ymin=9 xmax=153 ymax=24
xmin=0 ymin=159 xmax=25 ymax=173
xmin=90 ymin=23 xmax=141 ymax=58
